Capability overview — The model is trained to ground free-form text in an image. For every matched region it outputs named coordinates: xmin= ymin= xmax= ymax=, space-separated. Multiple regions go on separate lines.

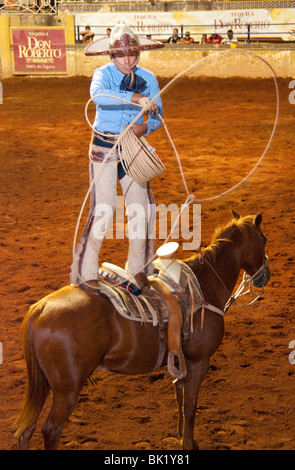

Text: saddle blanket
xmin=91 ymin=261 xmax=204 ymax=327
xmin=97 ymin=278 xmax=169 ymax=324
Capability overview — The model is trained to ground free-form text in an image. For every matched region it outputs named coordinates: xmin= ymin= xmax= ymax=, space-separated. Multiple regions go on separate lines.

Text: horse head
xmin=231 ymin=209 xmax=271 ymax=288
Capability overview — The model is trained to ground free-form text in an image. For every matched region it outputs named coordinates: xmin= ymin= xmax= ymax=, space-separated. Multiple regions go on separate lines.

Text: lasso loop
xmin=74 ymin=49 xmax=279 ymax=281
xmin=156 ymin=49 xmax=279 ymax=202
xmin=85 ymin=49 xmax=279 ymax=203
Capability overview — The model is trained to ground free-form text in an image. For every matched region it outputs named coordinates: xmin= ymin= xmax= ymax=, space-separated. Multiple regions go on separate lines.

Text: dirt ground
xmin=0 ymin=72 xmax=294 ymax=451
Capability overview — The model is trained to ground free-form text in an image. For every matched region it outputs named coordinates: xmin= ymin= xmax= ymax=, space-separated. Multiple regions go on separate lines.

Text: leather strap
xmin=150 ymin=304 xmax=166 ymax=372
xmin=149 ymin=278 xmax=183 ymax=356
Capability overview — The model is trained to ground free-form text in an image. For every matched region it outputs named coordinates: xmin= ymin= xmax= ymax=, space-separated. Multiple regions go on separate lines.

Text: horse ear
xmin=255 ymin=213 xmax=263 ymax=227
xmin=231 ymin=209 xmax=241 ymax=220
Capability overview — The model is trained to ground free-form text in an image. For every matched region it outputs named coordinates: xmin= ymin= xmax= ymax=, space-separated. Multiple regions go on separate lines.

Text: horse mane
xmin=185 ymin=214 xmax=256 ymax=269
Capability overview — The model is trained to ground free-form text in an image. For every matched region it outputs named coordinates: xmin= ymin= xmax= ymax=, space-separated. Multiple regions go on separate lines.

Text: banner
xmin=12 ymin=28 xmax=67 ymax=74
xmin=58 ymin=1 xmax=295 ymax=13
xmin=75 ymin=8 xmax=295 ymax=41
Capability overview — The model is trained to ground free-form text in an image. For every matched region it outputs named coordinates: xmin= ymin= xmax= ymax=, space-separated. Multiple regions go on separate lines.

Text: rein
xmin=199 ymin=252 xmax=269 ymax=315
xmin=224 ymin=256 xmax=269 ymax=313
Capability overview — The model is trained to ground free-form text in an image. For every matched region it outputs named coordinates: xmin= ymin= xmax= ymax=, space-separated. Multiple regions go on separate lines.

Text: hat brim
xmin=85 ymin=36 xmax=164 ymax=56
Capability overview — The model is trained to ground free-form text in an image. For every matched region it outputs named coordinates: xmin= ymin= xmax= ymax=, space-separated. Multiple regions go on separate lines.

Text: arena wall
xmin=77 ymin=45 xmax=295 ymax=79
xmin=1 ymin=12 xmax=295 ymax=79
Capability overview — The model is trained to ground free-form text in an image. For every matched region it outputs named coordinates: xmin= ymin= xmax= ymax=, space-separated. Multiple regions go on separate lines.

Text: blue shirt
xmin=90 ymin=62 xmax=163 ymax=136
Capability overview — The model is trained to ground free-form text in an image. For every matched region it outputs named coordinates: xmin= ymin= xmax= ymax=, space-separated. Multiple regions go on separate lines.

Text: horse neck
xmin=189 ymin=236 xmax=246 ymax=309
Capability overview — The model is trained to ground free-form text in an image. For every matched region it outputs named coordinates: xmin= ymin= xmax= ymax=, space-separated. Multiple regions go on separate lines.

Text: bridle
xmin=224 ymin=255 xmax=270 ymax=312
xmin=200 ymin=253 xmax=270 ymax=314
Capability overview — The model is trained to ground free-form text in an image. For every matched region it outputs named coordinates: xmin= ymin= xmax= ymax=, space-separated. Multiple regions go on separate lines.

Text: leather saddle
xmin=81 ymin=244 xmax=203 ymax=380
xmin=86 ymin=253 xmax=202 ymax=380
xmin=133 ymin=271 xmax=187 ymax=380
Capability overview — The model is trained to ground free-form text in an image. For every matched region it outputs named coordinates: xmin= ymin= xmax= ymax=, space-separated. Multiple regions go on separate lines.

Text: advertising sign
xmin=75 ymin=8 xmax=295 ymax=41
xmin=12 ymin=28 xmax=67 ymax=74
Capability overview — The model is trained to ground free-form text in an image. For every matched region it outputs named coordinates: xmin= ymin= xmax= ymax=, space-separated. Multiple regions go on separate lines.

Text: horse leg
xmin=39 ymin=346 xmax=96 ymax=450
xmin=36 ymin=335 xmax=99 ymax=450
xmin=42 ymin=387 xmax=82 ymax=450
xmin=17 ymin=424 xmax=36 ymax=450
xmin=182 ymin=357 xmax=209 ymax=450
xmin=174 ymin=380 xmax=184 ymax=440
xmin=17 ymin=390 xmax=48 ymax=450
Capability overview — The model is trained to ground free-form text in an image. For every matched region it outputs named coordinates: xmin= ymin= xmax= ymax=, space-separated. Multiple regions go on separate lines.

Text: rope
xmin=85 ymin=95 xmax=192 ymax=197
xmin=143 ymin=49 xmax=279 ymax=203
xmin=78 ymin=94 xmax=195 ymax=279
xmin=73 ymin=49 xmax=279 ymax=284
xmin=118 ymin=129 xmax=166 ymax=184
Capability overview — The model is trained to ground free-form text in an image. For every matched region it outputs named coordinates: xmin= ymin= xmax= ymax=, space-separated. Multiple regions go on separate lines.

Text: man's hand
xmin=132 ymin=93 xmax=159 ymax=116
xmin=128 ymin=123 xmax=148 ymax=138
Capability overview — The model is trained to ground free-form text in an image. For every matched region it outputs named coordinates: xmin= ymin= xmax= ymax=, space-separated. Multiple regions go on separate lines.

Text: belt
xmin=99 ymin=133 xmax=117 ymax=142
xmin=92 ymin=131 xmax=118 ymax=149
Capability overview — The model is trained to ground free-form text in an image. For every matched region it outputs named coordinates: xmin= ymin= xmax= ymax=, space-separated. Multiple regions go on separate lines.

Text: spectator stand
xmin=0 ymin=0 xmax=57 ymax=14
xmin=74 ymin=22 xmax=295 ymax=45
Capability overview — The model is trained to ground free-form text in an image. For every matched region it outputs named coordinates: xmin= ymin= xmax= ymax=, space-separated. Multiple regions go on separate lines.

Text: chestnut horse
xmin=14 ymin=210 xmax=270 ymax=450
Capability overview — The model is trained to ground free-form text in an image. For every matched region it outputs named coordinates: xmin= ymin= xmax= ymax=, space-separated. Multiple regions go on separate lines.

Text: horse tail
xmin=14 ymin=300 xmax=50 ymax=440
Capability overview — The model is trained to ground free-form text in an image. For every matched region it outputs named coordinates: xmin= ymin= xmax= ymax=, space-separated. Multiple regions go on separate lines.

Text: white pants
xmin=76 ymin=160 xmax=150 ymax=282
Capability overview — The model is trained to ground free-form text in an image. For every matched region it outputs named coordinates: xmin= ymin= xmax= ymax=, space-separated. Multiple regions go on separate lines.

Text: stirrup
xmin=167 ymin=350 xmax=187 ymax=380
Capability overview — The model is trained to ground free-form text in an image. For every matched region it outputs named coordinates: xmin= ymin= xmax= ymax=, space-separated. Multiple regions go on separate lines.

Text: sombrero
xmin=85 ymin=23 xmax=164 ymax=56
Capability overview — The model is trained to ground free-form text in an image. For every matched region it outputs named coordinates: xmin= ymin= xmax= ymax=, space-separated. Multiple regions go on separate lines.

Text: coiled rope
xmin=73 ymin=49 xmax=279 ymax=281
xmin=117 ymin=129 xmax=166 ymax=185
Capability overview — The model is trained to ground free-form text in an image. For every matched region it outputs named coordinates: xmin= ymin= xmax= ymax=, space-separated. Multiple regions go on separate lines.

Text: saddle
xmin=143 ymin=275 xmax=187 ymax=380
xmin=82 ymin=244 xmax=204 ymax=379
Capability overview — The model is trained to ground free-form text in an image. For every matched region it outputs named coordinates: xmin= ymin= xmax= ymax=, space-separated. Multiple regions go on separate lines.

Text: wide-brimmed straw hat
xmin=85 ymin=23 xmax=164 ymax=56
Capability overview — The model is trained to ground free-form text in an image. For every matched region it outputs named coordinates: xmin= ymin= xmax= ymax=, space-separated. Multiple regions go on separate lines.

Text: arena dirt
xmin=0 ymin=75 xmax=294 ymax=450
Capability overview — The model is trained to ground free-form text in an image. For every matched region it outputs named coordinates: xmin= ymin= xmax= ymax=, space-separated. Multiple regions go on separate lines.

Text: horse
xmin=14 ymin=209 xmax=270 ymax=450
